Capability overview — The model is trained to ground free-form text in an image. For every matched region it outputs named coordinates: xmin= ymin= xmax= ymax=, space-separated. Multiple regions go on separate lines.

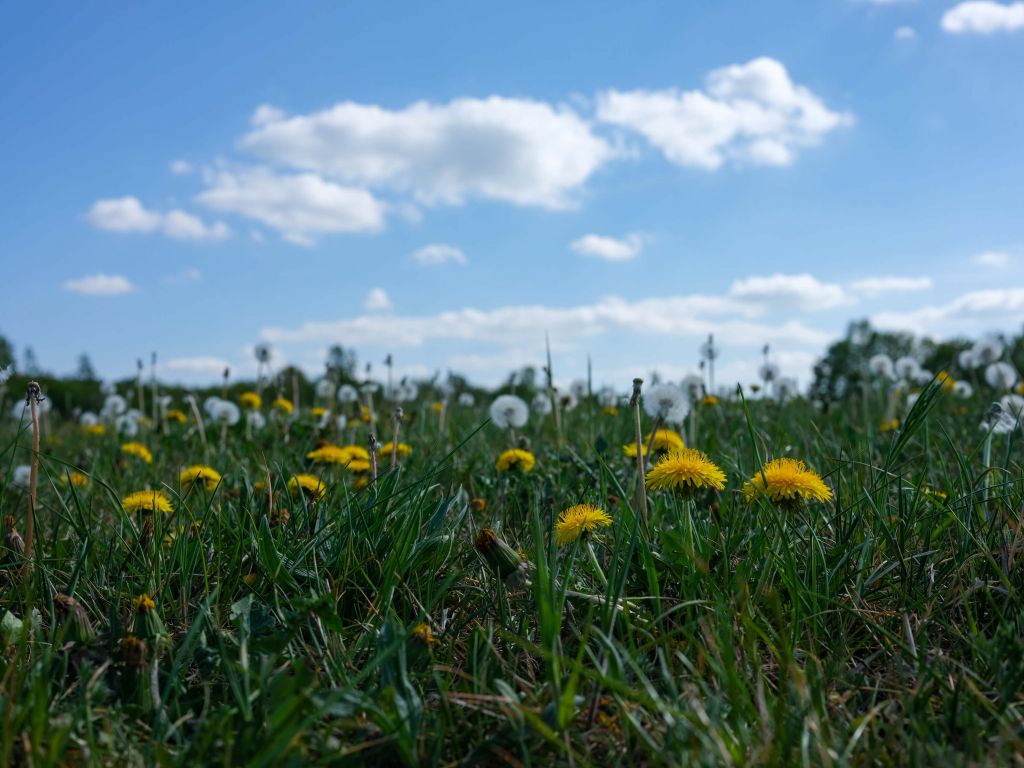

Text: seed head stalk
xmin=24 ymin=381 xmax=42 ymax=571
xmin=390 ymin=408 xmax=403 ymax=470
xmin=630 ymin=378 xmax=649 ymax=534
xmin=368 ymin=432 xmax=379 ymax=485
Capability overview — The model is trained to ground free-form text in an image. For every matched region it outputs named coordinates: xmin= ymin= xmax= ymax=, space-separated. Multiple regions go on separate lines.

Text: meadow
xmin=1 ymin=337 xmax=1023 ymax=767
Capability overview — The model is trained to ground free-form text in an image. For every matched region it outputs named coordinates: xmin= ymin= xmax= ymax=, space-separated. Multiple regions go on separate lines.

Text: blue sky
xmin=2 ymin=0 xmax=1023 ymax=389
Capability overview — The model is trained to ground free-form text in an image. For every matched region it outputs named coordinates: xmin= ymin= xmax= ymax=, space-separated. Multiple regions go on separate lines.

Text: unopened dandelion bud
xmin=474 ymin=528 xmax=524 ymax=580
xmin=4 ymin=515 xmax=24 ymax=558
xmin=54 ymin=593 xmax=96 ymax=644
xmin=629 ymin=378 xmax=643 ymax=408
xmin=130 ymin=593 xmax=167 ymax=641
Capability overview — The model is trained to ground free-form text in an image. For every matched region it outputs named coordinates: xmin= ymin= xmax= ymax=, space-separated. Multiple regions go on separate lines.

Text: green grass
xmin=1 ymin=383 xmax=1022 ymax=766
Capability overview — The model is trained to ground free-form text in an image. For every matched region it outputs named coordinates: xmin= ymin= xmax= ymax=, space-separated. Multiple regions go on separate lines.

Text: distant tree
xmin=75 ymin=353 xmax=98 ymax=381
xmin=326 ymin=345 xmax=358 ymax=378
xmin=0 ymin=333 xmax=13 ymax=368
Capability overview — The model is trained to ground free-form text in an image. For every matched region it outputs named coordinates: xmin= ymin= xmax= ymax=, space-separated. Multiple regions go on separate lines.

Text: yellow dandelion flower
xmin=936 ymin=371 xmax=955 ymax=392
xmin=121 ymin=490 xmax=174 ymax=514
xmin=743 ymin=458 xmax=832 ymax=506
xmin=239 ymin=392 xmax=262 ymax=410
xmin=554 ymin=504 xmax=612 ymax=546
xmin=133 ymin=593 xmax=155 ymax=612
xmin=84 ymin=423 xmax=106 ymax=436
xmin=359 ymin=406 xmax=372 ymax=421
xmin=377 ymin=441 xmax=412 ymax=457
xmin=272 ymin=398 xmax=294 ymax=415
xmin=288 ymin=474 xmax=327 ymax=501
xmin=430 ymin=402 xmax=444 ymax=413
xmin=307 ymin=444 xmax=370 ymax=467
xmin=66 ymin=471 xmax=90 ymax=488
xmin=120 ymin=442 xmax=153 ymax=464
xmin=179 ymin=464 xmax=223 ymax=492
xmin=410 ymin=622 xmax=437 ymax=646
xmin=880 ymin=418 xmax=900 ymax=434
xmin=352 ymin=474 xmax=370 ymax=490
xmin=602 ymin=406 xmax=618 ymax=416
xmin=702 ymin=395 xmax=720 ymax=407
xmin=496 ymin=449 xmax=536 ymax=473
xmin=347 ymin=458 xmax=371 ymax=473
xmin=645 ymin=448 xmax=727 ymax=497
xmin=623 ymin=429 xmax=685 ymax=458
xmin=165 ymin=409 xmax=187 ymax=424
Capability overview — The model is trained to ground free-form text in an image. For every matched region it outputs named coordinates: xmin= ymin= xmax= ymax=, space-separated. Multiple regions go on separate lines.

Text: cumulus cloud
xmin=86 ymin=196 xmax=229 ymax=241
xmin=570 ymin=233 xmax=645 ymax=261
xmin=261 ymin=287 xmax=834 ymax=351
xmin=596 ymin=57 xmax=852 ymax=170
xmin=196 ymin=168 xmax=386 ymax=244
xmin=728 ymin=273 xmax=849 ymax=310
xmin=873 ymin=287 xmax=1024 ymax=333
xmin=973 ymin=250 xmax=1012 ymax=268
xmin=62 ymin=274 xmax=137 ymax=296
xmin=894 ymin=26 xmax=917 ymax=39
xmin=942 ymin=2 xmax=1024 ymax=33
xmin=240 ymin=97 xmax=615 ymax=209
xmin=412 ymin=243 xmax=467 ymax=265
xmin=364 ymin=288 xmax=393 ymax=312
xmin=849 ymin=275 xmax=932 ymax=296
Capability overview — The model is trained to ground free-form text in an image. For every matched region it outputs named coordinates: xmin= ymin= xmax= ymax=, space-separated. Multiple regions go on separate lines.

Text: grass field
xmin=1 ymin=365 xmax=1022 ymax=766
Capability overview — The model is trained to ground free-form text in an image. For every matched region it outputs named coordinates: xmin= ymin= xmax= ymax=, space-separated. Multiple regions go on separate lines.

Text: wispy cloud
xmin=412 ymin=243 xmax=467 ymax=265
xmin=62 ymin=274 xmax=136 ymax=296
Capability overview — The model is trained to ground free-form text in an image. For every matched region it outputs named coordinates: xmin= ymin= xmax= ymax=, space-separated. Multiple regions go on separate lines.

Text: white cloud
xmin=729 ymin=273 xmax=849 ymax=310
xmin=86 ymin=196 xmax=162 ymax=233
xmin=164 ymin=267 xmax=202 ymax=284
xmin=849 ymin=275 xmax=932 ymax=296
xmin=62 ymin=274 xmax=136 ymax=296
xmin=197 ymin=167 xmax=386 ymax=243
xmin=873 ymin=287 xmax=1024 ymax=333
xmin=240 ymin=96 xmax=615 ymax=209
xmin=159 ymin=356 xmax=233 ymax=376
xmin=162 ymin=210 xmax=230 ymax=240
xmin=570 ymin=233 xmax=645 ymax=261
xmin=972 ymin=250 xmax=1012 ymax=268
xmin=364 ymin=288 xmax=393 ymax=312
xmin=942 ymin=2 xmax=1024 ymax=34
xmin=895 ymin=26 xmax=917 ymax=39
xmin=170 ymin=159 xmax=193 ymax=175
xmin=251 ymin=104 xmax=286 ymax=126
xmin=261 ymin=291 xmax=832 ymax=351
xmin=86 ymin=196 xmax=229 ymax=241
xmin=596 ymin=57 xmax=852 ymax=170
xmin=412 ymin=243 xmax=467 ymax=265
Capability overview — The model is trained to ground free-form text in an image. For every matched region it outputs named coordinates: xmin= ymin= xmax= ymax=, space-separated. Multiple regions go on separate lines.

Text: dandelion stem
xmin=24 ymin=381 xmax=41 ymax=571
xmin=630 ymin=378 xmax=649 ymax=534
xmin=390 ymin=408 xmax=403 ymax=470
xmin=369 ymin=432 xmax=379 ymax=485
xmin=584 ymin=539 xmax=608 ymax=588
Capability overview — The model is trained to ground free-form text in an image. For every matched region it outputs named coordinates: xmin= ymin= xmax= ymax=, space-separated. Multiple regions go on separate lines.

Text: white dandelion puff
xmin=643 ymin=383 xmax=689 ymax=423
xmin=531 ymin=392 xmax=553 ymax=416
xmin=985 ymin=362 xmax=1018 ymax=390
xmin=868 ymin=354 xmax=895 ymax=380
xmin=489 ymin=394 xmax=529 ymax=429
